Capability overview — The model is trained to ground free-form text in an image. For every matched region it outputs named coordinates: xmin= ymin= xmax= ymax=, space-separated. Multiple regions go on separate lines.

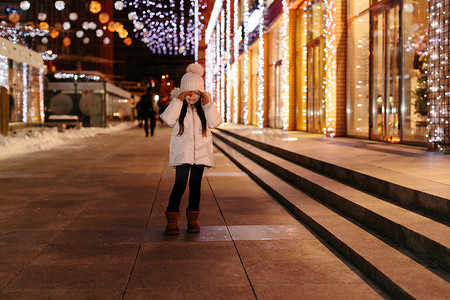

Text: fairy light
xmin=220 ymin=10 xmax=226 ymax=119
xmin=256 ymin=0 xmax=265 ymax=128
xmin=427 ymin=0 xmax=449 ymax=151
xmin=122 ymin=0 xmax=204 ymax=55
xmin=280 ymin=0 xmax=290 ymax=130
xmin=0 ymin=54 xmax=8 ymax=88
xmin=205 ymin=33 xmax=214 ymax=94
xmin=232 ymin=0 xmax=239 ymax=124
xmin=39 ymin=68 xmax=45 ymax=122
xmin=225 ymin=0 xmax=232 ymax=123
xmin=180 ymin=0 xmax=185 ymax=54
xmin=243 ymin=0 xmax=250 ymax=125
xmin=22 ymin=64 xmax=28 ymax=123
xmin=216 ymin=25 xmax=221 ymax=112
xmin=302 ymin=6 xmax=308 ymax=128
xmin=194 ymin=0 xmax=199 ymax=61
xmin=324 ymin=0 xmax=337 ymax=136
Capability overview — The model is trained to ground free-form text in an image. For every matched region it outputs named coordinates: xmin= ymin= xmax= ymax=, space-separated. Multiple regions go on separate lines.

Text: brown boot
xmin=165 ymin=212 xmax=180 ymax=235
xmin=186 ymin=211 xmax=200 ymax=233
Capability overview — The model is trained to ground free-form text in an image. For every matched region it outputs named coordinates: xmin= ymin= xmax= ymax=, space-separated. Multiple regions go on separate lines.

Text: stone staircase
xmin=212 ymin=127 xmax=450 ymax=299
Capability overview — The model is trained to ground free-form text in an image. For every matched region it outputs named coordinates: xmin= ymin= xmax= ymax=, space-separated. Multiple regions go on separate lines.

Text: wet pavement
xmin=0 ymin=123 xmax=387 ymax=299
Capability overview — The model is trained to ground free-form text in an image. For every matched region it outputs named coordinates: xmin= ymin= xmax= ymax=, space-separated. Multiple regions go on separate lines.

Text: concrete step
xmin=216 ymin=127 xmax=450 ymax=223
xmin=213 ymin=130 xmax=450 ymax=272
xmin=212 ymin=136 xmax=450 ymax=299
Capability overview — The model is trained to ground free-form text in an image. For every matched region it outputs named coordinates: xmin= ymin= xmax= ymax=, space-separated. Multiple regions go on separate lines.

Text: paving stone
xmin=0 ymin=125 xmax=394 ymax=298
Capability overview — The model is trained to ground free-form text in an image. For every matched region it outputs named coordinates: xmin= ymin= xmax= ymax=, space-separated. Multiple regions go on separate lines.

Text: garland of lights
xmin=220 ymin=11 xmax=226 ymax=118
xmin=22 ymin=64 xmax=28 ymax=123
xmin=256 ymin=0 xmax=265 ymax=128
xmin=0 ymin=24 xmax=48 ymax=44
xmin=233 ymin=0 xmax=239 ymax=124
xmin=324 ymin=0 xmax=337 ymax=136
xmin=0 ymin=55 xmax=8 ymax=88
xmin=225 ymin=0 xmax=231 ymax=122
xmin=123 ymin=0 xmax=205 ymax=55
xmin=216 ymin=25 xmax=221 ymax=113
xmin=39 ymin=68 xmax=44 ymax=122
xmin=427 ymin=0 xmax=449 ymax=151
xmin=280 ymin=0 xmax=290 ymax=130
xmin=301 ymin=6 xmax=308 ymax=129
xmin=243 ymin=0 xmax=250 ymax=125
xmin=194 ymin=0 xmax=199 ymax=61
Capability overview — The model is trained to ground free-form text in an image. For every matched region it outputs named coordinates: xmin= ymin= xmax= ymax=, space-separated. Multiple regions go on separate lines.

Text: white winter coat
xmin=160 ymin=98 xmax=222 ymax=168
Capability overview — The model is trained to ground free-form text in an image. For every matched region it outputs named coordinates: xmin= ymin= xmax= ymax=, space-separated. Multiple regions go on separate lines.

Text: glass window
xmin=296 ymin=6 xmax=308 ymax=131
xmin=347 ymin=13 xmax=370 ymax=137
xmin=308 ymin=1 xmax=325 ymax=41
xmin=250 ymin=42 xmax=259 ymax=125
xmin=347 ymin=0 xmax=369 ymax=19
xmin=402 ymin=0 xmax=428 ymax=143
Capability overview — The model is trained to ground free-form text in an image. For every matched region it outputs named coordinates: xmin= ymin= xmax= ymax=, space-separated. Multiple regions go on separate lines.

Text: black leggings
xmin=167 ymin=164 xmax=205 ymax=212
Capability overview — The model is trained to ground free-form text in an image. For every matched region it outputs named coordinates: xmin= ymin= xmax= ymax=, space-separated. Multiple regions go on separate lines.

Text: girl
xmin=160 ymin=63 xmax=222 ymax=235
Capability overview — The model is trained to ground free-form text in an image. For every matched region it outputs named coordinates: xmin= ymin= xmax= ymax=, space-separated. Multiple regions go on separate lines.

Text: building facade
xmin=0 ymin=37 xmax=45 ymax=129
xmin=205 ymin=0 xmax=449 ymax=151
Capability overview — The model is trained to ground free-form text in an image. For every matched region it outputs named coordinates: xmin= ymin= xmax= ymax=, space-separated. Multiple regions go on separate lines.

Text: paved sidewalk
xmin=0 ymin=124 xmax=385 ymax=299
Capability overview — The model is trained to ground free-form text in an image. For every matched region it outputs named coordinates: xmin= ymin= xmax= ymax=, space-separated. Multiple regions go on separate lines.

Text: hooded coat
xmin=160 ymin=96 xmax=222 ymax=168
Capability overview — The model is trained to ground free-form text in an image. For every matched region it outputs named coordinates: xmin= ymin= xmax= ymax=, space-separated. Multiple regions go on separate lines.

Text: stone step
xmin=216 ymin=127 xmax=450 ymax=223
xmin=212 ymin=136 xmax=450 ymax=299
xmin=213 ymin=130 xmax=450 ymax=272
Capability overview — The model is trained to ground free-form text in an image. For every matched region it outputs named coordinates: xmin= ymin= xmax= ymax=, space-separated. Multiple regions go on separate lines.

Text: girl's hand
xmin=199 ymin=91 xmax=211 ymax=106
xmin=178 ymin=91 xmax=189 ymax=101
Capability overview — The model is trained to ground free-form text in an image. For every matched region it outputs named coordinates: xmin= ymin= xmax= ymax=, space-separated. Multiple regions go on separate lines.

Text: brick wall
xmin=334 ymin=0 xmax=347 ymax=137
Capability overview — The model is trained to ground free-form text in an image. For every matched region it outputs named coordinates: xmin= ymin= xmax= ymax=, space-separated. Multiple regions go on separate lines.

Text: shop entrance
xmin=371 ymin=2 xmax=401 ymax=142
xmin=307 ymin=38 xmax=325 ymax=133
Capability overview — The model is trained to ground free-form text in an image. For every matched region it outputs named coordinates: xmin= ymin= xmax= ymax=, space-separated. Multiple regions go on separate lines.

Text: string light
xmin=40 ymin=51 xmax=57 ymax=61
xmin=122 ymin=0 xmax=205 ymax=56
xmin=220 ymin=11 xmax=226 ymax=118
xmin=243 ymin=0 xmax=250 ymax=125
xmin=0 ymin=54 xmax=8 ymax=88
xmin=225 ymin=0 xmax=231 ymax=122
xmin=194 ymin=0 xmax=199 ymax=61
xmin=280 ymin=0 xmax=290 ymax=130
xmin=233 ymin=0 xmax=239 ymax=124
xmin=256 ymin=0 xmax=265 ymax=128
xmin=22 ymin=64 xmax=28 ymax=123
xmin=39 ymin=68 xmax=44 ymax=122
xmin=325 ymin=0 xmax=337 ymax=136
xmin=428 ymin=0 xmax=449 ymax=151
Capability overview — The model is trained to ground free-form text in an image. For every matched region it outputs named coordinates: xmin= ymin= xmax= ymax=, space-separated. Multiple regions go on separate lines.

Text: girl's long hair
xmin=177 ymin=96 xmax=207 ymax=137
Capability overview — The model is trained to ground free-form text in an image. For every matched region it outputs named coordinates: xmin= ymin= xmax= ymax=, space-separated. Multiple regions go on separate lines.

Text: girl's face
xmin=185 ymin=91 xmax=200 ymax=105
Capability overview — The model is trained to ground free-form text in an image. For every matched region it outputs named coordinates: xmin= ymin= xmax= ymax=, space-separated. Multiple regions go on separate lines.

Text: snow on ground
xmin=0 ymin=122 xmax=137 ymax=160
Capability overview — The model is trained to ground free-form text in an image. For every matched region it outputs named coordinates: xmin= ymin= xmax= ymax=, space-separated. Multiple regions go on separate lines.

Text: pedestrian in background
xmin=135 ymin=97 xmax=143 ymax=127
xmin=160 ymin=63 xmax=222 ymax=235
xmin=140 ymin=87 xmax=156 ymax=137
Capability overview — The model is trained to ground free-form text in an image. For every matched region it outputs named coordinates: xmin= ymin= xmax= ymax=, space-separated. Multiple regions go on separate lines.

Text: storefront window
xmin=309 ymin=2 xmax=325 ymax=40
xmin=28 ymin=67 xmax=42 ymax=123
xmin=250 ymin=42 xmax=259 ymax=126
xmin=296 ymin=6 xmax=308 ymax=131
xmin=306 ymin=1 xmax=326 ymax=133
xmin=347 ymin=13 xmax=370 ymax=137
xmin=347 ymin=0 xmax=369 ymax=18
xmin=402 ymin=0 xmax=428 ymax=143
xmin=9 ymin=61 xmax=24 ymax=122
xmin=268 ymin=21 xmax=282 ymax=128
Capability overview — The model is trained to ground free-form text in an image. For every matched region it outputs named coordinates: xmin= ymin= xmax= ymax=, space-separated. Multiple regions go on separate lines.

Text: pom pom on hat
xmin=186 ymin=63 xmax=204 ymax=77
xmin=180 ymin=63 xmax=205 ymax=93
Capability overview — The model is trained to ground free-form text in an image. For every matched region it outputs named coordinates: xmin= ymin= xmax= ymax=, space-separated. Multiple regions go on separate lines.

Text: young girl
xmin=160 ymin=63 xmax=222 ymax=235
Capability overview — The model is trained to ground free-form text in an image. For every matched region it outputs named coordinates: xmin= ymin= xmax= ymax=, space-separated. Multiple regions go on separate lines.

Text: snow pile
xmin=0 ymin=122 xmax=137 ymax=160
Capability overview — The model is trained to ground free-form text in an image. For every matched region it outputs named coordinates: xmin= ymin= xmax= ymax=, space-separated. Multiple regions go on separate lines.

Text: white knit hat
xmin=180 ymin=63 xmax=205 ymax=93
